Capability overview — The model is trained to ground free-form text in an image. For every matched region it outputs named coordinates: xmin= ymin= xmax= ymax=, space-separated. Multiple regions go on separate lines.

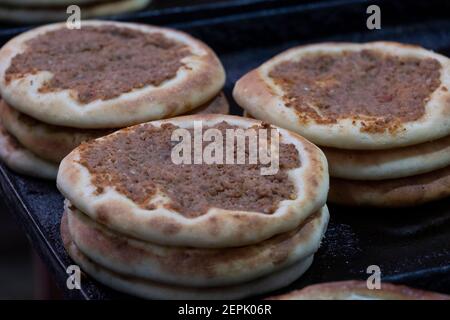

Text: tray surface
xmin=0 ymin=0 xmax=449 ymax=299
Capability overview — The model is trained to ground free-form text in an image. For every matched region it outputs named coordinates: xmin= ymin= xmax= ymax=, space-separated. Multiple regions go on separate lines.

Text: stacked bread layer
xmin=235 ymin=42 xmax=450 ymax=207
xmin=324 ymin=138 xmax=450 ymax=207
xmin=0 ymin=21 xmax=227 ymax=179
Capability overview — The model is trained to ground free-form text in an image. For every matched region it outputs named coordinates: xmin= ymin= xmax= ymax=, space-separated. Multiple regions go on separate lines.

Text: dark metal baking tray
xmin=0 ymin=0 xmax=449 ymax=299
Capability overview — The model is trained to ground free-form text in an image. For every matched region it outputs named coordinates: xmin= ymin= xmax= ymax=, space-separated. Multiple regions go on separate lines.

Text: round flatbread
xmin=0 ymin=0 xmax=150 ymax=24
xmin=267 ymin=280 xmax=450 ymax=300
xmin=0 ymin=120 xmax=57 ymax=179
xmin=233 ymin=42 xmax=450 ymax=149
xmin=61 ymin=213 xmax=314 ymax=299
xmin=66 ymin=203 xmax=328 ymax=287
xmin=0 ymin=20 xmax=225 ymax=128
xmin=0 ymin=93 xmax=228 ymax=163
xmin=324 ymin=135 xmax=450 ymax=180
xmin=57 ymin=115 xmax=329 ymax=248
xmin=328 ymin=165 xmax=450 ymax=207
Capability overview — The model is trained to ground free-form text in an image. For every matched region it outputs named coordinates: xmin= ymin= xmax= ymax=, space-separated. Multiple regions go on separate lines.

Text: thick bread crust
xmin=328 ymin=165 xmax=450 ymax=207
xmin=324 ymin=134 xmax=450 ymax=180
xmin=233 ymin=42 xmax=450 ymax=149
xmin=0 ymin=0 xmax=150 ymax=24
xmin=66 ymin=204 xmax=329 ymax=287
xmin=57 ymin=115 xmax=329 ymax=248
xmin=0 ymin=93 xmax=228 ymax=163
xmin=267 ymin=280 xmax=450 ymax=300
xmin=0 ymin=100 xmax=108 ymax=163
xmin=0 ymin=20 xmax=225 ymax=128
xmin=0 ymin=120 xmax=58 ymax=179
xmin=61 ymin=213 xmax=314 ymax=300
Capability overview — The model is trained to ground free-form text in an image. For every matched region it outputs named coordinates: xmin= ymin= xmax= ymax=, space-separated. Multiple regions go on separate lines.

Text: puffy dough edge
xmin=324 ymin=134 xmax=450 ymax=180
xmin=57 ymin=114 xmax=329 ymax=248
xmin=0 ymin=20 xmax=225 ymax=128
xmin=233 ymin=41 xmax=450 ymax=149
xmin=0 ymin=120 xmax=58 ymax=179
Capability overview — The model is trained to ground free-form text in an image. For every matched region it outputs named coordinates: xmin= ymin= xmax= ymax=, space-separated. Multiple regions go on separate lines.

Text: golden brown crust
xmin=328 ymin=165 xmax=450 ymax=207
xmin=267 ymin=280 xmax=450 ymax=300
xmin=57 ymin=115 xmax=329 ymax=248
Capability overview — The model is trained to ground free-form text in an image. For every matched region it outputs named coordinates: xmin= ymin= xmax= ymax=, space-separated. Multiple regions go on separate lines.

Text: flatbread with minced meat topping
xmin=57 ymin=115 xmax=329 ymax=248
xmin=0 ymin=21 xmax=225 ymax=128
xmin=234 ymin=42 xmax=450 ymax=149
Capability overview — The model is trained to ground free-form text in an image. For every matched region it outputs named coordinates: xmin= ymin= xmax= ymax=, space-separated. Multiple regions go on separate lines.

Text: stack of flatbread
xmin=57 ymin=114 xmax=330 ymax=299
xmin=0 ymin=0 xmax=151 ymax=24
xmin=234 ymin=42 xmax=450 ymax=207
xmin=0 ymin=20 xmax=227 ymax=179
